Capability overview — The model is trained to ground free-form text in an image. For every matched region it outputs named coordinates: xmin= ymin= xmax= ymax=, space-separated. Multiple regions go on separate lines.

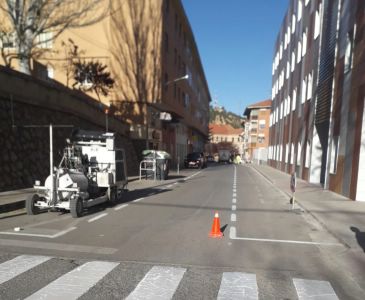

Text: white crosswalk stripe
xmin=0 ymin=255 xmax=51 ymax=285
xmin=217 ymin=272 xmax=258 ymax=300
xmin=293 ymin=278 xmax=339 ymax=300
xmin=126 ymin=266 xmax=186 ymax=300
xmin=25 ymin=261 xmax=119 ymax=300
xmin=0 ymin=255 xmax=342 ymax=299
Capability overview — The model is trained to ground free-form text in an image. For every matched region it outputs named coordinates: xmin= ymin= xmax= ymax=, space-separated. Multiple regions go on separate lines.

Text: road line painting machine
xmin=26 ymin=128 xmax=128 ymax=218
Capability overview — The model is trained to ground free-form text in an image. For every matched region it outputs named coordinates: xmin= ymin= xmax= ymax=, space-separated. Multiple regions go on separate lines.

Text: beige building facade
xmin=243 ymin=100 xmax=272 ymax=162
xmin=0 ymin=0 xmax=211 ymax=165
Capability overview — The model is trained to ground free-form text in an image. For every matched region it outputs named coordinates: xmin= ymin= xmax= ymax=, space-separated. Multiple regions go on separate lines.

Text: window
xmin=0 ymin=32 xmax=15 ymax=48
xmin=174 ymin=48 xmax=177 ymax=65
xmin=307 ymin=73 xmax=312 ymax=100
xmin=290 ymin=143 xmax=294 ymax=164
xmin=291 ymin=51 xmax=296 ymax=72
xmin=297 ymin=141 xmax=302 ymax=166
xmin=258 ymin=136 xmax=265 ymax=144
xmin=344 ymin=32 xmax=354 ymax=73
xmin=286 ymin=61 xmax=290 ymax=79
xmin=314 ymin=6 xmax=321 ymax=39
xmin=301 ymin=78 xmax=307 ymax=104
xmin=259 ymin=120 xmax=266 ymax=129
xmin=330 ymin=136 xmax=339 ymax=173
xmin=297 ymin=41 xmax=302 ymax=63
xmin=305 ymin=140 xmax=311 ymax=168
xmin=292 ymin=14 xmax=296 ymax=33
xmin=298 ymin=0 xmax=303 ymax=21
xmin=292 ymin=88 xmax=297 ymax=111
xmin=36 ymin=32 xmax=53 ymax=49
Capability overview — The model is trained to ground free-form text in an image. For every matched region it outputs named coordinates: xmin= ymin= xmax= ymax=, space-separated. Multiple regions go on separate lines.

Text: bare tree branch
xmin=0 ymin=0 xmax=111 ymax=74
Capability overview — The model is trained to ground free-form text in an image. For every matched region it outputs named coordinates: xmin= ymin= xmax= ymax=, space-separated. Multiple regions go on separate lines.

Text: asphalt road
xmin=0 ymin=163 xmax=364 ymax=299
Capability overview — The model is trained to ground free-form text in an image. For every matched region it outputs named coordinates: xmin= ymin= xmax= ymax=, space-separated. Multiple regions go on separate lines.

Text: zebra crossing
xmin=0 ymin=254 xmax=340 ymax=299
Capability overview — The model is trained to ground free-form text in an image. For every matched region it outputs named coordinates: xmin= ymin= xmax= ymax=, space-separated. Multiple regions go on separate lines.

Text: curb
xmin=0 ymin=200 xmax=25 ymax=214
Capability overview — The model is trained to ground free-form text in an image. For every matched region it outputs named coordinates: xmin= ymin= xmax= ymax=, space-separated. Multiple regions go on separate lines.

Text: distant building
xmin=209 ymin=124 xmax=244 ymax=155
xmin=243 ymin=100 xmax=272 ymax=163
xmin=269 ymin=0 xmax=365 ymax=201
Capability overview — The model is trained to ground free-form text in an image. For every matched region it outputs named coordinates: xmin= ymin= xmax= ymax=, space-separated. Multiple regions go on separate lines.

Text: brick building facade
xmin=269 ymin=0 xmax=365 ymax=201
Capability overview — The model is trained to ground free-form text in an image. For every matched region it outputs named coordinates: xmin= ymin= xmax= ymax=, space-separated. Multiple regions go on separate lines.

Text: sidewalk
xmin=251 ymin=164 xmax=365 ymax=250
xmin=0 ymin=170 xmax=189 ymax=215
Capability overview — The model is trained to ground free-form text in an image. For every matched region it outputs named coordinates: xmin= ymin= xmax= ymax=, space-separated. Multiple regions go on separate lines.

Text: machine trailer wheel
xmin=107 ymin=186 xmax=117 ymax=204
xmin=26 ymin=194 xmax=40 ymax=215
xmin=70 ymin=197 xmax=83 ymax=218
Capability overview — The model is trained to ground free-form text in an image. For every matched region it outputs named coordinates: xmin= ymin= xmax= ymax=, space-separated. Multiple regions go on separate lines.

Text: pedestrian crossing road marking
xmin=0 ymin=254 xmax=341 ymax=299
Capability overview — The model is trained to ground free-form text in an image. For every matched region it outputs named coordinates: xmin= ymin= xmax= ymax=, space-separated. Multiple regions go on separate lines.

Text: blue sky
xmin=181 ymin=0 xmax=289 ymax=116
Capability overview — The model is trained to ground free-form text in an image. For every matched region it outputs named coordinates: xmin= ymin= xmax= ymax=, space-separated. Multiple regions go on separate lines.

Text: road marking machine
xmin=27 ymin=129 xmax=128 ymax=218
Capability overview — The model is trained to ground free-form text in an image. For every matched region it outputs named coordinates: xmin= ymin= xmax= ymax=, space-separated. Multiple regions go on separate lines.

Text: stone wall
xmin=0 ymin=67 xmax=139 ymax=192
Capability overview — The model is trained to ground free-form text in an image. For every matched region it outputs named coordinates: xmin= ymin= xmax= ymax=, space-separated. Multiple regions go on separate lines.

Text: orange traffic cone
xmin=209 ymin=212 xmax=223 ymax=238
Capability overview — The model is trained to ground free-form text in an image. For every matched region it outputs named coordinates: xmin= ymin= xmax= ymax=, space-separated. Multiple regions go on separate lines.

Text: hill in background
xmin=209 ymin=106 xmax=243 ymax=129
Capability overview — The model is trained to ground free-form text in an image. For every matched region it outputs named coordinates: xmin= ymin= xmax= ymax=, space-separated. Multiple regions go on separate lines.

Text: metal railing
xmin=139 ymin=159 xmax=156 ymax=180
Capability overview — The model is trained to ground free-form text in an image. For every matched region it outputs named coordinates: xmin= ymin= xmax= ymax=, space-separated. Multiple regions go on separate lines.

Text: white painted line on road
xmin=233 ymin=189 xmax=236 ymax=193
xmin=233 ymin=193 xmax=237 ymax=198
xmin=232 ymin=198 xmax=236 ymax=204
xmin=231 ymin=214 xmax=236 ymax=222
xmin=0 ymin=227 xmax=77 ymax=239
xmin=217 ymin=272 xmax=258 ymax=300
xmin=25 ymin=261 xmax=119 ymax=300
xmin=0 ymin=255 xmax=51 ymax=285
xmin=88 ymin=213 xmax=108 ymax=223
xmin=293 ymin=278 xmax=339 ymax=300
xmin=0 ymin=239 xmax=117 ymax=254
xmin=134 ymin=198 xmax=144 ymax=202
xmin=114 ymin=204 xmax=129 ymax=211
xmin=126 ymin=266 xmax=186 ymax=300
xmin=167 ymin=184 xmax=174 ymax=188
xmin=229 ymin=227 xmax=342 ymax=246
xmin=232 ymin=205 xmax=236 ymax=211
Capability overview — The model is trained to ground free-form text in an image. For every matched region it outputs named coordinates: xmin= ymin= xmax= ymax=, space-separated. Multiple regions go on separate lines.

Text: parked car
xmin=184 ymin=152 xmax=207 ymax=169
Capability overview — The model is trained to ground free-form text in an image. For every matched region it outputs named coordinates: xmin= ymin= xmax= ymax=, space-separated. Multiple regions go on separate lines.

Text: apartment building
xmin=269 ymin=0 xmax=365 ymax=201
xmin=243 ymin=100 xmax=271 ymax=162
xmin=0 ymin=0 xmax=211 ymax=164
xmin=209 ymin=124 xmax=244 ymax=155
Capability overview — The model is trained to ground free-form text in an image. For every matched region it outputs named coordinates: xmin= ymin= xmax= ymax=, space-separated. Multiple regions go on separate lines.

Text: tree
xmin=60 ymin=38 xmax=85 ymax=87
xmin=73 ymin=60 xmax=114 ymax=102
xmin=0 ymin=0 xmax=110 ymax=74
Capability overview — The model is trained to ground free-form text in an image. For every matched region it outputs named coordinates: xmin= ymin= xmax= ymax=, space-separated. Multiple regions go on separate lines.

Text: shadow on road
xmin=350 ymin=226 xmax=365 ymax=252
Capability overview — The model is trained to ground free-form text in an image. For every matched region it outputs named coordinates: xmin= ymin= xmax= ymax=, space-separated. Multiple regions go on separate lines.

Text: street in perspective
xmin=1 ymin=0 xmax=365 ymax=299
